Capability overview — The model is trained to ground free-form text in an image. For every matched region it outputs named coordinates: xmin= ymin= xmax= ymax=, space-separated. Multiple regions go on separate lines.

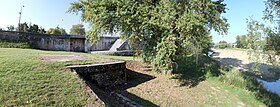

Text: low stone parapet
xmin=67 ymin=61 xmax=127 ymax=87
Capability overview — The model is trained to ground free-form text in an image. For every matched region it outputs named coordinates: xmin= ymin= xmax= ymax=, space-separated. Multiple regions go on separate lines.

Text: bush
xmin=0 ymin=40 xmax=30 ymax=48
xmin=219 ymin=69 xmax=248 ymax=89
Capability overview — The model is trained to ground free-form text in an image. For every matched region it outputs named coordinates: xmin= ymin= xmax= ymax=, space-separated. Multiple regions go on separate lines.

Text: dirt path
xmin=212 ymin=49 xmax=251 ymax=71
xmin=212 ymin=49 xmax=280 ymax=80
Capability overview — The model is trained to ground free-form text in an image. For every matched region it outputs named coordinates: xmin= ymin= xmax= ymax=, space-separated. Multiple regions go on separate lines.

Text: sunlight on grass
xmin=0 ymin=48 xmax=107 ymax=106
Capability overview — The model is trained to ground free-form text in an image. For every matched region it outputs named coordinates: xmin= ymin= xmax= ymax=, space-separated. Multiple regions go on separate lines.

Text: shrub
xmin=0 ymin=40 xmax=30 ymax=48
xmin=219 ymin=69 xmax=248 ymax=89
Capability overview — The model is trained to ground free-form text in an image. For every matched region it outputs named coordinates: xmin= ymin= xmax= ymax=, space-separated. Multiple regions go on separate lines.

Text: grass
xmin=219 ymin=68 xmax=280 ymax=106
xmin=0 ymin=48 xmax=278 ymax=106
xmin=124 ymin=56 xmax=268 ymax=107
xmin=0 ymin=48 xmax=106 ymax=106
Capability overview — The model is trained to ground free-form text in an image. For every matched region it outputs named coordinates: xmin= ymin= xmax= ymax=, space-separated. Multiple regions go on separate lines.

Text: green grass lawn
xmin=0 ymin=48 xmax=273 ymax=106
xmin=0 ymin=48 xmax=107 ymax=106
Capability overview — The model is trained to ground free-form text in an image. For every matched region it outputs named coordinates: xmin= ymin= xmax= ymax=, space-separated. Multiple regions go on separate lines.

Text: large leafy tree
xmin=69 ymin=0 xmax=228 ymax=72
xmin=264 ymin=0 xmax=280 ymax=55
xmin=70 ymin=24 xmax=86 ymax=35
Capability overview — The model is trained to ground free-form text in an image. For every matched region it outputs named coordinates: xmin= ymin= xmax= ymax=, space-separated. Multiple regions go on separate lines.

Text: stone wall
xmin=67 ymin=61 xmax=127 ymax=87
xmin=0 ymin=31 xmax=86 ymax=52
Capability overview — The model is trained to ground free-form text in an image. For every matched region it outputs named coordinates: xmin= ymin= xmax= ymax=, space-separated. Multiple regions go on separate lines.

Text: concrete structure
xmin=67 ymin=61 xmax=127 ymax=86
xmin=88 ymin=37 xmax=131 ymax=51
xmin=0 ymin=31 xmax=86 ymax=52
xmin=0 ymin=31 xmax=132 ymax=53
xmin=109 ymin=39 xmax=130 ymax=51
xmin=90 ymin=36 xmax=119 ymax=51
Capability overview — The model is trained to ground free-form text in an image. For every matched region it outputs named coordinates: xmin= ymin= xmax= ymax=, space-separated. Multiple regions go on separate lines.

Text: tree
xmin=70 ymin=24 xmax=85 ymax=35
xmin=7 ymin=25 xmax=15 ymax=31
xmin=46 ymin=27 xmax=67 ymax=35
xmin=17 ymin=22 xmax=46 ymax=34
xmin=28 ymin=24 xmax=39 ymax=33
xmin=264 ymin=0 xmax=280 ymax=55
xmin=38 ymin=27 xmax=46 ymax=34
xmin=69 ymin=0 xmax=229 ymax=72
xmin=236 ymin=35 xmax=248 ymax=49
xmin=215 ymin=40 xmax=230 ymax=49
xmin=18 ymin=22 xmax=29 ymax=32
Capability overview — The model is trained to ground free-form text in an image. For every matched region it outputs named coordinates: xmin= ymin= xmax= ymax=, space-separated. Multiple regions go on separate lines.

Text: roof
xmin=69 ymin=35 xmax=86 ymax=39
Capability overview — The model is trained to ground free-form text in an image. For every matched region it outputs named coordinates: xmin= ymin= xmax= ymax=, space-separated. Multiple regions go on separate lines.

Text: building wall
xmin=90 ymin=37 xmax=119 ymax=51
xmin=70 ymin=38 xmax=85 ymax=52
xmin=0 ymin=31 xmax=85 ymax=52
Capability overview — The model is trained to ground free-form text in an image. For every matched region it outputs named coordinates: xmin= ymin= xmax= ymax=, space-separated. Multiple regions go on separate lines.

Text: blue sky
xmin=0 ymin=0 xmax=266 ymax=43
xmin=0 ymin=0 xmax=83 ymax=32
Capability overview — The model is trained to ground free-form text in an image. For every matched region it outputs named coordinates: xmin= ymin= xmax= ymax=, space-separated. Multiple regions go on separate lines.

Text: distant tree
xmin=18 ymin=22 xmax=29 ymax=32
xmin=6 ymin=25 xmax=15 ymax=31
xmin=236 ymin=34 xmax=248 ymax=49
xmin=38 ymin=27 xmax=46 ymax=34
xmin=215 ymin=41 xmax=231 ymax=49
xmin=0 ymin=28 xmax=3 ymax=31
xmin=17 ymin=22 xmax=46 ymax=34
xmin=70 ymin=24 xmax=85 ymax=35
xmin=46 ymin=27 xmax=67 ymax=35
xmin=28 ymin=24 xmax=39 ymax=33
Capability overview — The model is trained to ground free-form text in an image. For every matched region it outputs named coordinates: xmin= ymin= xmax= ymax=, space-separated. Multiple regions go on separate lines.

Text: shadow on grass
xmin=121 ymin=91 xmax=159 ymax=107
xmin=172 ymin=55 xmax=223 ymax=87
xmin=173 ymin=54 xmax=280 ymax=106
xmin=76 ymin=68 xmax=157 ymax=107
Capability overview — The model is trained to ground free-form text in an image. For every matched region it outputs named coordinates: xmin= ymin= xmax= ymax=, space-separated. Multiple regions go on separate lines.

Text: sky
xmin=212 ymin=0 xmax=266 ymax=43
xmin=0 ymin=0 xmax=267 ymax=43
xmin=0 ymin=0 xmax=83 ymax=33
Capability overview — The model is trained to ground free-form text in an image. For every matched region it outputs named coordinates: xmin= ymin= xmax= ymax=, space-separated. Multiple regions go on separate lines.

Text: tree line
xmin=2 ymin=23 xmax=86 ymax=36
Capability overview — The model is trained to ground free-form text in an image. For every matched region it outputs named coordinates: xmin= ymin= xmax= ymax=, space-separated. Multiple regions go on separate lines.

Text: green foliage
xmin=6 ymin=25 xmax=15 ymax=31
xmin=18 ymin=22 xmax=29 ymax=32
xmin=171 ymin=55 xmax=222 ymax=86
xmin=214 ymin=40 xmax=231 ymax=49
xmin=0 ymin=40 xmax=30 ymax=48
xmin=246 ymin=18 xmax=266 ymax=50
xmin=69 ymin=0 xmax=229 ymax=72
xmin=46 ymin=27 xmax=67 ymax=35
xmin=70 ymin=24 xmax=86 ymax=35
xmin=219 ymin=69 xmax=248 ymax=89
xmin=151 ymin=34 xmax=177 ymax=71
xmin=18 ymin=22 xmax=46 ymax=34
xmin=236 ymin=34 xmax=248 ymax=49
xmin=263 ymin=0 xmax=280 ymax=55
